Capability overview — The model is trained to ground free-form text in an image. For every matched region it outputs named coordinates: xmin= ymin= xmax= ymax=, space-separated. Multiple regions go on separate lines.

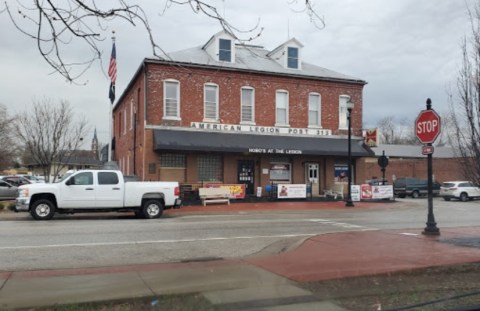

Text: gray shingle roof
xmin=162 ymin=44 xmax=366 ymax=84
xmin=371 ymin=144 xmax=456 ymax=158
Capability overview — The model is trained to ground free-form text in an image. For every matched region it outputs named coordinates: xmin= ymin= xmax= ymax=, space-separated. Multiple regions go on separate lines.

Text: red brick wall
xmin=360 ymin=157 xmax=466 ymax=184
xmin=114 ymin=61 xmax=366 ymax=183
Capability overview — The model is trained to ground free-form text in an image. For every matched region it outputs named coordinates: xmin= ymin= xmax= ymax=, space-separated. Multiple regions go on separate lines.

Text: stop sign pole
xmin=416 ymin=98 xmax=441 ymax=236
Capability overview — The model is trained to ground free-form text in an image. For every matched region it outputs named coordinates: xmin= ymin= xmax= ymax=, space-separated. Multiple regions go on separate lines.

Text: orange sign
xmin=205 ymin=184 xmax=246 ymax=199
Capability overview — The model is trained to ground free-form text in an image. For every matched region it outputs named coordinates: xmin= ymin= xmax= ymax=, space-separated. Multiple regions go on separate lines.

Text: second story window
xmin=275 ymin=90 xmax=289 ymax=126
xmin=308 ymin=93 xmax=321 ymax=127
xmin=339 ymin=95 xmax=349 ymax=129
xmin=219 ymin=39 xmax=232 ymax=62
xmin=287 ymin=47 xmax=299 ymax=69
xmin=241 ymin=87 xmax=255 ymax=123
xmin=164 ymin=80 xmax=180 ymax=119
xmin=204 ymin=84 xmax=219 ymax=121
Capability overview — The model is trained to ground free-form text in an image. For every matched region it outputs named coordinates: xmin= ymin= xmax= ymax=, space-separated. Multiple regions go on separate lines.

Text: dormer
xmin=267 ymin=38 xmax=304 ymax=70
xmin=203 ymin=30 xmax=236 ymax=63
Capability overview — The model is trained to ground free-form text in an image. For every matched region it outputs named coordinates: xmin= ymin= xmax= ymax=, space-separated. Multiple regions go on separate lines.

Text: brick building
xmin=112 ymin=31 xmax=373 ymax=197
xmin=362 ymin=144 xmax=465 ymax=184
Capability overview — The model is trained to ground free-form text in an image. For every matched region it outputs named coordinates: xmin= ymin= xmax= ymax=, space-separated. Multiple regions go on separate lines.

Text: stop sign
xmin=415 ymin=109 xmax=441 ymax=144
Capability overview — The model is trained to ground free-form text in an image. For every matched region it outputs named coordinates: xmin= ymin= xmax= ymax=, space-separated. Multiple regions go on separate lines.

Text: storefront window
xmin=160 ymin=153 xmax=185 ymax=168
xmin=270 ymin=163 xmax=291 ymax=181
xmin=198 ymin=154 xmax=223 ymax=182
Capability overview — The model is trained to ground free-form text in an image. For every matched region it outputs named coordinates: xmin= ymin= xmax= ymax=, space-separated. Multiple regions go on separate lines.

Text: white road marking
xmin=0 ymin=233 xmax=320 ymax=250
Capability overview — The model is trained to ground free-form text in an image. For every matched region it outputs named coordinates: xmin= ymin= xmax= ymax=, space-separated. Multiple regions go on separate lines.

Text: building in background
xmin=112 ymin=31 xmax=373 ymax=197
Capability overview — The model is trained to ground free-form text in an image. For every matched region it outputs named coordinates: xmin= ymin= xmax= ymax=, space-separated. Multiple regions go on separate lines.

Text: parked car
xmin=2 ymin=176 xmax=32 ymax=187
xmin=393 ymin=177 xmax=441 ymax=198
xmin=18 ymin=175 xmax=45 ymax=183
xmin=440 ymin=181 xmax=480 ymax=202
xmin=0 ymin=180 xmax=18 ymax=200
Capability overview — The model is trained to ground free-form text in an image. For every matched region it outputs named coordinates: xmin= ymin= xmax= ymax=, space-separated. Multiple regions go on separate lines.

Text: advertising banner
xmin=277 ymin=184 xmax=307 ymax=199
xmin=205 ymin=184 xmax=246 ymax=199
xmin=351 ymin=185 xmax=361 ymax=202
xmin=360 ymin=184 xmax=394 ymax=200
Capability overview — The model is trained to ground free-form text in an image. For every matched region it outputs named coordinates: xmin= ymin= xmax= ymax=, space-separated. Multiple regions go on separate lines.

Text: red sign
xmin=364 ymin=128 xmax=378 ymax=147
xmin=415 ymin=109 xmax=441 ymax=144
xmin=422 ymin=145 xmax=434 ymax=155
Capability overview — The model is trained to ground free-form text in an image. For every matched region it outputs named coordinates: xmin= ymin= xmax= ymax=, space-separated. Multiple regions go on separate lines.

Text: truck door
xmin=95 ymin=172 xmax=124 ymax=208
xmin=62 ymin=172 xmax=96 ymax=208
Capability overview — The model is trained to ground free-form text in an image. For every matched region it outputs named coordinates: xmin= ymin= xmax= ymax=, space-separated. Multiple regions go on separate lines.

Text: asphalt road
xmin=1 ymin=197 xmax=479 ymax=271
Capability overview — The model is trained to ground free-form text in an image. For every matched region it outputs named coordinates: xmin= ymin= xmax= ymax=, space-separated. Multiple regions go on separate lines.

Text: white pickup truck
xmin=15 ymin=170 xmax=181 ymax=220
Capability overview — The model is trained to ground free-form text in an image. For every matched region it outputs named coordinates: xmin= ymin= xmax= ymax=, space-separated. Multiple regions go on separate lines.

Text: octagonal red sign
xmin=415 ymin=109 xmax=441 ymax=144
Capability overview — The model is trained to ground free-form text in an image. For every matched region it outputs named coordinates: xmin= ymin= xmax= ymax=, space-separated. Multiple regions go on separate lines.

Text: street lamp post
xmin=345 ymin=98 xmax=355 ymax=207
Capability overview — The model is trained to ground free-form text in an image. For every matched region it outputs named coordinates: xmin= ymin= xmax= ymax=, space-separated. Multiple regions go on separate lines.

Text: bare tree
xmin=376 ymin=116 xmax=418 ymax=145
xmin=449 ymin=3 xmax=480 ymax=184
xmin=2 ymin=0 xmax=325 ymax=83
xmin=0 ymin=103 xmax=18 ymax=170
xmin=13 ymin=99 xmax=88 ymax=182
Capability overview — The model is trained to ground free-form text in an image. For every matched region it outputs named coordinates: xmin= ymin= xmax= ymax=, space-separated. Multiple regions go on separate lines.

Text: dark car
xmin=0 ymin=180 xmax=18 ymax=200
xmin=393 ymin=177 xmax=440 ymax=198
xmin=2 ymin=176 xmax=32 ymax=187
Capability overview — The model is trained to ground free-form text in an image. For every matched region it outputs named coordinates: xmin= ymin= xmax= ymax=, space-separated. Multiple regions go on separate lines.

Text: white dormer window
xmin=219 ymin=39 xmax=232 ymax=62
xmin=287 ymin=47 xmax=299 ymax=69
xmin=267 ymin=38 xmax=303 ymax=70
xmin=203 ymin=31 xmax=236 ymax=63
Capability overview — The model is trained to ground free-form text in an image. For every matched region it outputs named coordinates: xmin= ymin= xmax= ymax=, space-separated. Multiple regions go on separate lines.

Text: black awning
xmin=153 ymin=129 xmax=373 ymax=157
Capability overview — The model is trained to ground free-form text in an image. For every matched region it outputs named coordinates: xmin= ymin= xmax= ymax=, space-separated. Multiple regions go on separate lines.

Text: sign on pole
xmin=415 ymin=109 xmax=441 ymax=144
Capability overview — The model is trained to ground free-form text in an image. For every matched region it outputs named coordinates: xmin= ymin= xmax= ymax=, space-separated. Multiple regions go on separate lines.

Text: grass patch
xmin=20 ymin=293 xmax=214 ymax=311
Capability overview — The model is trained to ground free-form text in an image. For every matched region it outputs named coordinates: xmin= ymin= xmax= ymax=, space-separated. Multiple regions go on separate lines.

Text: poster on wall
xmin=334 ymin=164 xmax=349 ymax=183
xmin=270 ymin=164 xmax=291 ymax=181
xmin=277 ymin=184 xmax=307 ymax=199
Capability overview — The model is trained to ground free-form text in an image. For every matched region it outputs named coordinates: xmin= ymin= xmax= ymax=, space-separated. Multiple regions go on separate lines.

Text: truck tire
xmin=411 ymin=190 xmax=420 ymax=199
xmin=30 ymin=199 xmax=56 ymax=220
xmin=142 ymin=199 xmax=164 ymax=219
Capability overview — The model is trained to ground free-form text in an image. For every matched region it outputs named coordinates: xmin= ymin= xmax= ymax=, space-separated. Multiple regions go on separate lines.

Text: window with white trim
xmin=287 ymin=47 xmax=299 ymax=69
xmin=219 ymin=39 xmax=232 ymax=62
xmin=164 ymin=80 xmax=180 ymax=119
xmin=241 ymin=87 xmax=255 ymax=123
xmin=308 ymin=93 xmax=321 ymax=127
xmin=130 ymin=100 xmax=134 ymax=130
xmin=204 ymin=84 xmax=219 ymax=121
xmin=339 ymin=95 xmax=349 ymax=129
xmin=275 ymin=90 xmax=289 ymax=126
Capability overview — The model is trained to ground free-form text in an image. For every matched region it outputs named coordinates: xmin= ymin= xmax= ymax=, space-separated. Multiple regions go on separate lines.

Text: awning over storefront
xmin=153 ymin=129 xmax=373 ymax=157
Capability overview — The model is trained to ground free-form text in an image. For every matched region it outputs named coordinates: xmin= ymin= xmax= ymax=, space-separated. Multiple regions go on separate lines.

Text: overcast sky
xmin=0 ymin=0 xmax=475 ymax=146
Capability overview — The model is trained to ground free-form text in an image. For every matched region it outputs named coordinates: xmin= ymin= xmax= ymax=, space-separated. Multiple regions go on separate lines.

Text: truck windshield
xmin=56 ymin=171 xmax=75 ymax=183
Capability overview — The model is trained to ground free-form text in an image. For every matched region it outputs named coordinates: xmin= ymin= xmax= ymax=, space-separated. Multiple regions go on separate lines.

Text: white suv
xmin=440 ymin=181 xmax=480 ymax=202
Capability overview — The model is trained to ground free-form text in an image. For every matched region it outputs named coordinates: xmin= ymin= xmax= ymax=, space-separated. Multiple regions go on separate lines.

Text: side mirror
xmin=66 ymin=178 xmax=73 ymax=186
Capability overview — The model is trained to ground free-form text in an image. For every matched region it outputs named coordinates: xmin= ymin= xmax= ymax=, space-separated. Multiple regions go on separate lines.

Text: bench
xmin=199 ymin=187 xmax=231 ymax=206
xmin=323 ymin=184 xmax=344 ymax=200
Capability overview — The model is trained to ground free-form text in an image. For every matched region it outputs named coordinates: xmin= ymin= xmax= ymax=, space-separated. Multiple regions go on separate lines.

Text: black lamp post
xmin=345 ymin=98 xmax=355 ymax=207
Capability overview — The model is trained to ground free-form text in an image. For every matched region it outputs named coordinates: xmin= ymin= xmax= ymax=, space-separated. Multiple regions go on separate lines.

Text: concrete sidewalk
xmin=2 ymin=226 xmax=480 ymax=310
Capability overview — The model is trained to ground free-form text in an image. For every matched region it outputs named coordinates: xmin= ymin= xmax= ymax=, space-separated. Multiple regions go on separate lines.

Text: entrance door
xmin=238 ymin=160 xmax=255 ymax=195
xmin=306 ymin=163 xmax=320 ymax=196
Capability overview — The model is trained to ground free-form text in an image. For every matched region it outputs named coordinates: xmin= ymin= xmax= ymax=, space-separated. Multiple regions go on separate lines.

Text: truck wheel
xmin=460 ymin=192 xmax=469 ymax=202
xmin=142 ymin=200 xmax=164 ymax=219
xmin=30 ymin=199 xmax=56 ymax=220
xmin=412 ymin=191 xmax=420 ymax=199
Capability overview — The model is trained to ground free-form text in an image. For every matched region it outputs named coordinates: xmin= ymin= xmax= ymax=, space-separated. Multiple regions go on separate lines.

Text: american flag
xmin=108 ymin=42 xmax=117 ymax=103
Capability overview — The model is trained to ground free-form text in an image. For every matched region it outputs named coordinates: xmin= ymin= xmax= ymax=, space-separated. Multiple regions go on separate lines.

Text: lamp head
xmin=346 ymin=97 xmax=354 ymax=111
